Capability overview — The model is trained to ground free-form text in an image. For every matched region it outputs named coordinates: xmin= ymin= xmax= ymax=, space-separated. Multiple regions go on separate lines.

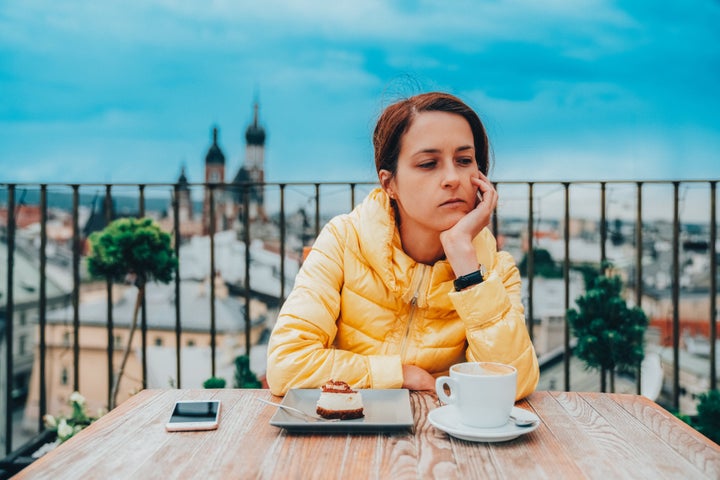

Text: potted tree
xmin=234 ymin=355 xmax=262 ymax=388
xmin=87 ymin=217 xmax=177 ymax=408
xmin=567 ymin=263 xmax=649 ymax=392
xmin=694 ymin=390 xmax=720 ymax=444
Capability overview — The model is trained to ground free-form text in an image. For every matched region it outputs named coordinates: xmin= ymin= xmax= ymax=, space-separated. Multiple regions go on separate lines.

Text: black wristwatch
xmin=453 ymin=265 xmax=488 ymax=291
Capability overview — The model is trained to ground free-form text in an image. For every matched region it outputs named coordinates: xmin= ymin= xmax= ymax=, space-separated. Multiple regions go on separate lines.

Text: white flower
xmin=43 ymin=414 xmax=57 ymax=428
xmin=57 ymin=419 xmax=74 ymax=441
xmin=69 ymin=391 xmax=86 ymax=407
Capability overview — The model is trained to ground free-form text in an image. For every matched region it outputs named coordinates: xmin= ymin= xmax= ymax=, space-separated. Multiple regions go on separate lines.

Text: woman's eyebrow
xmin=412 ymin=145 xmax=474 ymax=156
xmin=412 ymin=147 xmax=441 ymax=156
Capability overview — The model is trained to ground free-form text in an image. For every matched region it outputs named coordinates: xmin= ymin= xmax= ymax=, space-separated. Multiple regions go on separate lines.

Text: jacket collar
xmin=355 ymin=188 xmax=403 ymax=292
xmin=354 ymin=189 xmax=459 ymax=300
xmin=353 ymin=188 xmax=497 ymax=298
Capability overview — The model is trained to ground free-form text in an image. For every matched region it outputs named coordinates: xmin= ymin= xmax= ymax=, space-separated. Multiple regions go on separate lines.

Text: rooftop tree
xmin=87 ymin=217 xmax=177 ymax=408
xmin=567 ymin=263 xmax=649 ymax=392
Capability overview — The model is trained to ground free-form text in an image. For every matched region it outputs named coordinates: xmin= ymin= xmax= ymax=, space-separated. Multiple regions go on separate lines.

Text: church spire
xmin=245 ymin=102 xmax=265 ymax=146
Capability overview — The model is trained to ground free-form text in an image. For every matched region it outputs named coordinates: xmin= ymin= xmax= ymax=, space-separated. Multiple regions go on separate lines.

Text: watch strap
xmin=453 ymin=265 xmax=487 ymax=291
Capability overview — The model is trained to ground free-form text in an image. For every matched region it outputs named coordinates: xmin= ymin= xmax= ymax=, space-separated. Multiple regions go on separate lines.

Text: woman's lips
xmin=440 ymin=198 xmax=466 ymax=207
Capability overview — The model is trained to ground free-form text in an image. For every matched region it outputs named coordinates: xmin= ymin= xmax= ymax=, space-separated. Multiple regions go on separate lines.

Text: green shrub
xmin=695 ymin=390 xmax=720 ymax=444
xmin=203 ymin=377 xmax=227 ymax=389
xmin=518 ymin=248 xmax=563 ymax=278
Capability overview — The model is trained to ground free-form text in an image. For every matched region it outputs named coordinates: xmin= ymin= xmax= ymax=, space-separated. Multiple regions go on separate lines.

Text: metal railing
xmin=1 ymin=179 xmax=719 ymax=456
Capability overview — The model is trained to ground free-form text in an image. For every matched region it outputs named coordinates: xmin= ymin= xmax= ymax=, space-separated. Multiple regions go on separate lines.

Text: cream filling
xmin=316 ymin=392 xmax=363 ymax=411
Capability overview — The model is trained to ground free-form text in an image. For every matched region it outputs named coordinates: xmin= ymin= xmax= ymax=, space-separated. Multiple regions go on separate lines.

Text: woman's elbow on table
xmin=515 ymin=349 xmax=540 ymax=400
xmin=266 ymin=361 xmax=296 ymax=396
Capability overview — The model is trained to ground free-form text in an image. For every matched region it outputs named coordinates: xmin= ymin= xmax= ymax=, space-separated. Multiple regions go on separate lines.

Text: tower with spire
xmin=177 ymin=165 xmax=193 ymax=222
xmin=233 ymin=100 xmax=267 ymax=222
xmin=203 ymin=126 xmax=227 ymax=234
xmin=174 ymin=100 xmax=268 ymax=239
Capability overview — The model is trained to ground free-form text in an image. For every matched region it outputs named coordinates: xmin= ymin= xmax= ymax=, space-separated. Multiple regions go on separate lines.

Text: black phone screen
xmin=169 ymin=401 xmax=220 ymax=424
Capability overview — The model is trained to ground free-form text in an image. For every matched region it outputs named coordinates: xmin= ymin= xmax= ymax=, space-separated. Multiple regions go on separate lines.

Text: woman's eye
xmin=418 ymin=161 xmax=436 ymax=169
xmin=457 ymin=157 xmax=474 ymax=165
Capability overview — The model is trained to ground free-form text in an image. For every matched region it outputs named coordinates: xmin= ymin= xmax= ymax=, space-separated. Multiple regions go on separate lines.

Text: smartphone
xmin=165 ymin=400 xmax=221 ymax=432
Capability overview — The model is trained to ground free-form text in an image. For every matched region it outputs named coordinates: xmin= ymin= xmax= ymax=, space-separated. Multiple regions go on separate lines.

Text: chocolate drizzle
xmin=321 ymin=380 xmax=356 ymax=394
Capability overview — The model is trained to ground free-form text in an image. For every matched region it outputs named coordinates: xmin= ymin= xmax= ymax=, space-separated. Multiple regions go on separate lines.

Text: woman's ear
xmin=378 ymin=169 xmax=395 ymax=198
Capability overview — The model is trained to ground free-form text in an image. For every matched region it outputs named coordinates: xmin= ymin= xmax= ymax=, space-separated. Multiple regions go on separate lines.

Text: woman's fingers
xmin=472 ymin=176 xmax=497 ymax=212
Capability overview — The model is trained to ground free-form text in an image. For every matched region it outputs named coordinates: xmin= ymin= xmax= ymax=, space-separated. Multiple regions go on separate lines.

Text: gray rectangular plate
xmin=269 ymin=389 xmax=414 ymax=432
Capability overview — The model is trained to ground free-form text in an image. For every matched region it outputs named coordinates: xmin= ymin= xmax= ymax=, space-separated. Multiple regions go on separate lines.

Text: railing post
xmin=314 ymin=183 xmax=321 ymax=238
xmin=138 ymin=185 xmax=147 ymax=389
xmin=243 ymin=186 xmax=251 ymax=357
xmin=600 ymin=182 xmax=607 ymax=266
xmin=635 ymin=182 xmax=644 ymax=395
xmin=105 ymin=185 xmax=114 ymax=408
xmin=492 ymin=182 xmax=499 ymax=238
xmin=563 ymin=182 xmax=571 ymax=391
xmin=527 ymin=182 xmax=534 ymax=342
xmin=279 ymin=184 xmax=286 ymax=303
xmin=208 ymin=185 xmax=217 ymax=378
xmin=600 ymin=182 xmax=607 ymax=392
xmin=4 ymin=184 xmax=15 ymax=454
xmin=350 ymin=183 xmax=356 ymax=210
xmin=672 ymin=182 xmax=680 ymax=411
xmin=38 ymin=185 xmax=48 ymax=431
xmin=710 ymin=181 xmax=717 ymax=391
xmin=172 ymin=184 xmax=182 ymax=389
xmin=71 ymin=185 xmax=81 ymax=393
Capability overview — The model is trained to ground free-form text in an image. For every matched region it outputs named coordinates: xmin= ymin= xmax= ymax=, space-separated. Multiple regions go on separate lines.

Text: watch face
xmin=479 ymin=264 xmax=488 ymax=279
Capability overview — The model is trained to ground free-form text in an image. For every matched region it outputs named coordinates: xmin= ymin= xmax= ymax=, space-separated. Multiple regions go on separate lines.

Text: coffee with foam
xmin=436 ymin=362 xmax=517 ymax=429
xmin=455 ymin=362 xmax=514 ymax=376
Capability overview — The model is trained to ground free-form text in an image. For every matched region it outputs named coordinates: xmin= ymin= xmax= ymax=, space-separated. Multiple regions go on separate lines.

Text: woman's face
xmin=380 ymin=111 xmax=480 ymax=236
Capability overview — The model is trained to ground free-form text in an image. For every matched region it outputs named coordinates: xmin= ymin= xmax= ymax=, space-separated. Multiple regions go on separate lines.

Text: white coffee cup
xmin=435 ymin=362 xmax=517 ymax=429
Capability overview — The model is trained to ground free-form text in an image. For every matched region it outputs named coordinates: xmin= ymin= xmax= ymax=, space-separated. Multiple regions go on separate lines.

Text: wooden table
xmin=15 ymin=389 xmax=720 ymax=479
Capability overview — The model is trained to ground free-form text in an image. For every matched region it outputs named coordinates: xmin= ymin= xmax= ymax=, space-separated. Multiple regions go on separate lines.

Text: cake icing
xmin=316 ymin=380 xmax=364 ymax=420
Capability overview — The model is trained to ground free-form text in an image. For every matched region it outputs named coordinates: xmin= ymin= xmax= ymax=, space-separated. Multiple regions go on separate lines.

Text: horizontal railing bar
xmin=3 ymin=179 xmax=720 ymax=189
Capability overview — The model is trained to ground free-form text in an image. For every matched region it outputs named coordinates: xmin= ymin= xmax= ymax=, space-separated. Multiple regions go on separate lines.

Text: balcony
xmin=1 ymin=179 xmax=719 ymax=462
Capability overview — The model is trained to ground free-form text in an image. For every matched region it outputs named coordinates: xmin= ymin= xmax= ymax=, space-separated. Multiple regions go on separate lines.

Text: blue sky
xmin=1 ymin=1 xmax=719 ymax=186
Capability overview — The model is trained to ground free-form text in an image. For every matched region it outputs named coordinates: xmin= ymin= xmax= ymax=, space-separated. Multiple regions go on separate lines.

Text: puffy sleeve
xmin=448 ymin=246 xmax=539 ymax=400
xmin=266 ymin=216 xmax=403 ymax=396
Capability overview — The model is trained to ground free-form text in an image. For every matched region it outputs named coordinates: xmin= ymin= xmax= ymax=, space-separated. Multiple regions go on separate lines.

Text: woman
xmin=267 ymin=92 xmax=539 ymax=399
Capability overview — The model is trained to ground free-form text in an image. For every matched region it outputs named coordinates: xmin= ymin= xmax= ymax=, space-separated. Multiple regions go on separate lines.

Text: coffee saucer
xmin=428 ymin=406 xmax=540 ymax=442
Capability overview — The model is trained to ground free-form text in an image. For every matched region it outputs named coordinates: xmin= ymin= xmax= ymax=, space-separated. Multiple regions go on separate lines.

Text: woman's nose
xmin=441 ymin=162 xmax=460 ymax=187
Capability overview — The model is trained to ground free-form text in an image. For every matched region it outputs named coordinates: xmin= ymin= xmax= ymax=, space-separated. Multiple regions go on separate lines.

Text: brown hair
xmin=373 ymin=92 xmax=490 ymax=178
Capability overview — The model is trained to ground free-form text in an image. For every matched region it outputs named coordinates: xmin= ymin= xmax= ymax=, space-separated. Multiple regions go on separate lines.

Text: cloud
xmin=0 ymin=0 xmax=718 ymax=186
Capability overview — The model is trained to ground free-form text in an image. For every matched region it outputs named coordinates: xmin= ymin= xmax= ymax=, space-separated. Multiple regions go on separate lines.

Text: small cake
xmin=316 ymin=380 xmax=364 ymax=420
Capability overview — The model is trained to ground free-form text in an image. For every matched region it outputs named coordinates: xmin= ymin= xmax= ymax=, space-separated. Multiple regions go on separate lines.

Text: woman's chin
xmin=442 ymin=211 xmax=468 ymax=226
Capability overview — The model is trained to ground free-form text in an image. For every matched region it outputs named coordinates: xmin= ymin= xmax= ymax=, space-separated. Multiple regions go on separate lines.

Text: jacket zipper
xmin=400 ymin=265 xmax=427 ymax=362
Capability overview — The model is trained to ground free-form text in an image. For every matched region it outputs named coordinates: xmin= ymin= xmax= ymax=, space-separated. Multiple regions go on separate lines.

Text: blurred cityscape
xmin=2 ymin=101 xmax=719 ymax=454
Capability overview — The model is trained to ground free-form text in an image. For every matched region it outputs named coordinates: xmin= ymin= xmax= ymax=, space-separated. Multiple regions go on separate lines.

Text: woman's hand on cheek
xmin=439 ymin=174 xmax=497 ymax=277
xmin=470 ymin=174 xmax=497 ymax=226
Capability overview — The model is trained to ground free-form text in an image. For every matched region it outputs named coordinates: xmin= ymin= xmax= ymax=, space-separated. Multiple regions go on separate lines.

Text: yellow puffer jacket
xmin=267 ymin=188 xmax=539 ymax=399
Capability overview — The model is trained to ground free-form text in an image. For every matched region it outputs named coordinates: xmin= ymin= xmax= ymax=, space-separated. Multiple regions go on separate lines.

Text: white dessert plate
xmin=269 ymin=388 xmax=414 ymax=432
xmin=428 ymin=405 xmax=540 ymax=442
